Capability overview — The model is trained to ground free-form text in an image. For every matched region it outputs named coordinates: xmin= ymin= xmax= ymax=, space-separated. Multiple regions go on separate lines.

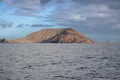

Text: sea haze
xmin=0 ymin=43 xmax=120 ymax=80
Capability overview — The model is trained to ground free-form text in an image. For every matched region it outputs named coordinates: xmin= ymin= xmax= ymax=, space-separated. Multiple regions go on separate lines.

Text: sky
xmin=0 ymin=0 xmax=120 ymax=41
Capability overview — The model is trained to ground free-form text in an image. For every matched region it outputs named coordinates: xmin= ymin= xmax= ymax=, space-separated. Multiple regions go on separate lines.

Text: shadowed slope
xmin=8 ymin=28 xmax=93 ymax=43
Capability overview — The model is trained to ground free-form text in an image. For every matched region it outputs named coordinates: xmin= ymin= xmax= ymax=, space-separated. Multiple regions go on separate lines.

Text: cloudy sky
xmin=0 ymin=0 xmax=120 ymax=41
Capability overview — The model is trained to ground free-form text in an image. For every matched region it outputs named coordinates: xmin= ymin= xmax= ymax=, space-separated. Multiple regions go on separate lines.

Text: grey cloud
xmin=4 ymin=0 xmax=41 ymax=11
xmin=16 ymin=24 xmax=30 ymax=28
xmin=31 ymin=24 xmax=53 ymax=27
xmin=112 ymin=24 xmax=120 ymax=30
xmin=4 ymin=0 xmax=52 ymax=11
xmin=107 ymin=2 xmax=120 ymax=10
xmin=3 ymin=0 xmax=52 ymax=17
xmin=74 ymin=0 xmax=120 ymax=10
xmin=40 ymin=0 xmax=51 ymax=5
xmin=16 ymin=24 xmax=24 ymax=28
xmin=12 ymin=9 xmax=42 ymax=18
xmin=46 ymin=1 xmax=120 ymax=34
xmin=0 ymin=20 xmax=13 ymax=28
xmin=74 ymin=0 xmax=120 ymax=4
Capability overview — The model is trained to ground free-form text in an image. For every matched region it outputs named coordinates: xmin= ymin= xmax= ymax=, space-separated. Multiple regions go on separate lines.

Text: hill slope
xmin=8 ymin=28 xmax=93 ymax=43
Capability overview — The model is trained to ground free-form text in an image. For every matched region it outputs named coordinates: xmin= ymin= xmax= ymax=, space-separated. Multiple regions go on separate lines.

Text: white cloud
xmin=71 ymin=14 xmax=87 ymax=21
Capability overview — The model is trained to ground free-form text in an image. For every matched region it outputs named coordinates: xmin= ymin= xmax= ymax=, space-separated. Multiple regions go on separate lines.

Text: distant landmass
xmin=0 ymin=39 xmax=7 ymax=43
xmin=7 ymin=28 xmax=93 ymax=43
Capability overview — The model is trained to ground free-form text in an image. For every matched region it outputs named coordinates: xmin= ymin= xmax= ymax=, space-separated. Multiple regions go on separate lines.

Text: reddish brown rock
xmin=8 ymin=28 xmax=93 ymax=43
